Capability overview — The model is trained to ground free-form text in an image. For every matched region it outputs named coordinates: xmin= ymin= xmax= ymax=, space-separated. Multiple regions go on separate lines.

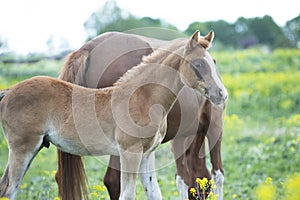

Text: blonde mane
xmin=114 ymin=39 xmax=186 ymax=86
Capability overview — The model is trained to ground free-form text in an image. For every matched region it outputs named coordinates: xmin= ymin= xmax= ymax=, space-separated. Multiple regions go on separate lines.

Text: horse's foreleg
xmin=207 ymin=130 xmax=224 ymax=200
xmin=186 ymin=134 xmax=211 ymax=200
xmin=171 ymin=138 xmax=189 ymax=200
xmin=0 ymin=133 xmax=43 ymax=200
xmin=103 ymin=155 xmax=121 ymax=200
xmin=206 ymin=104 xmax=224 ymax=200
xmin=139 ymin=152 xmax=162 ymax=200
xmin=119 ymin=142 xmax=143 ymax=200
xmin=207 ymin=120 xmax=224 ymax=200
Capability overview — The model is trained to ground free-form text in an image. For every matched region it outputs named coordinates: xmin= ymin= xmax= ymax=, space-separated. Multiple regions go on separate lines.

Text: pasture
xmin=0 ymin=48 xmax=300 ymax=199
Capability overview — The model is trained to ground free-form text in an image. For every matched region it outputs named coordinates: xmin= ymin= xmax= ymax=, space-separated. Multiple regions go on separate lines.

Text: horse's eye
xmin=195 ymin=63 xmax=202 ymax=68
xmin=191 ymin=63 xmax=204 ymax=81
xmin=213 ymin=59 xmax=217 ymax=64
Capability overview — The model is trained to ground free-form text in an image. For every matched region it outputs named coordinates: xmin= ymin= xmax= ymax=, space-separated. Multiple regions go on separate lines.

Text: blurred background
xmin=0 ymin=0 xmax=299 ymax=199
xmin=0 ymin=0 xmax=299 ymax=55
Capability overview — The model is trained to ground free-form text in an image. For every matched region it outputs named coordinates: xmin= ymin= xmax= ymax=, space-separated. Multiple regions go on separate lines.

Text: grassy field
xmin=0 ymin=48 xmax=300 ymax=199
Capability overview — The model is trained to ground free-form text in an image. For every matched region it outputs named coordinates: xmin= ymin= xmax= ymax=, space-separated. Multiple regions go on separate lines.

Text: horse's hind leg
xmin=0 ymin=129 xmax=44 ymax=199
xmin=139 ymin=152 xmax=162 ymax=200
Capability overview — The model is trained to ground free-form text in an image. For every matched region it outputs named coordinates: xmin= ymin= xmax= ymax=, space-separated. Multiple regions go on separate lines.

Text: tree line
xmin=84 ymin=1 xmax=300 ymax=50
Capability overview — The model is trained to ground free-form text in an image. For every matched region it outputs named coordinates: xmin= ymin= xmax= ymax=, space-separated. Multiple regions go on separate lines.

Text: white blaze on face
xmin=204 ymin=51 xmax=228 ymax=98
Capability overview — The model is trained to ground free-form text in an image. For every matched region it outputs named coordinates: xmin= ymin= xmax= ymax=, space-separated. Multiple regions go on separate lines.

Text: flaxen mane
xmin=114 ymin=39 xmax=186 ymax=86
xmin=114 ymin=34 xmax=212 ymax=86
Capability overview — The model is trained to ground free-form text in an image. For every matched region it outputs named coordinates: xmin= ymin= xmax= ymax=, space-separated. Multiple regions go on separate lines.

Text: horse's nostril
xmin=219 ymin=88 xmax=228 ymax=100
xmin=219 ymin=88 xmax=223 ymax=96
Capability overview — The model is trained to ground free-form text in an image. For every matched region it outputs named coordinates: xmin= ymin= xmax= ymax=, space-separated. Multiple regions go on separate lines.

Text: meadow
xmin=0 ymin=48 xmax=299 ymax=199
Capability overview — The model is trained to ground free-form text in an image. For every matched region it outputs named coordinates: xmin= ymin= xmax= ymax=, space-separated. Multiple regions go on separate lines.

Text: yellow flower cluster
xmin=189 ymin=187 xmax=197 ymax=197
xmin=207 ymin=192 xmax=218 ymax=200
xmin=285 ymin=173 xmax=300 ymax=199
xmin=93 ymin=184 xmax=106 ymax=192
xmin=190 ymin=177 xmax=218 ymax=200
xmin=256 ymin=175 xmax=300 ymax=200
xmin=90 ymin=184 xmax=108 ymax=199
xmin=255 ymin=182 xmax=276 ymax=200
xmin=196 ymin=177 xmax=209 ymax=191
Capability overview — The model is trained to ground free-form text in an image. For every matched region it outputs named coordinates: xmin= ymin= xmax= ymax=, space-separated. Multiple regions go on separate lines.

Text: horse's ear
xmin=187 ymin=31 xmax=200 ymax=50
xmin=204 ymin=31 xmax=214 ymax=43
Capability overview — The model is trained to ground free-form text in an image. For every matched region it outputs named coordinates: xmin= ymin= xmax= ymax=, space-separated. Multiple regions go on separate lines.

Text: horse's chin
xmin=209 ymin=95 xmax=227 ymax=106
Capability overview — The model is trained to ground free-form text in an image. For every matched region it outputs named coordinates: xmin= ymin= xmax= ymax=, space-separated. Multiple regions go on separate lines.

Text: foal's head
xmin=179 ymin=31 xmax=227 ymax=105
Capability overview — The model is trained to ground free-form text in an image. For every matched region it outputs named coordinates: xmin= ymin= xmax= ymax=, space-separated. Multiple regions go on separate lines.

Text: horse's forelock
xmin=198 ymin=38 xmax=211 ymax=49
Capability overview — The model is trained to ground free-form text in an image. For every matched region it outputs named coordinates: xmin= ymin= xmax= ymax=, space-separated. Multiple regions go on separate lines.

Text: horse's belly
xmin=46 ymin=127 xmax=119 ymax=156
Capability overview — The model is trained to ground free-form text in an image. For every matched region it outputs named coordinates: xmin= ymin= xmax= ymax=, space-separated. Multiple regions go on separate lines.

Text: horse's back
xmin=0 ymin=76 xmax=72 ymax=123
xmin=85 ymin=32 xmax=154 ymax=88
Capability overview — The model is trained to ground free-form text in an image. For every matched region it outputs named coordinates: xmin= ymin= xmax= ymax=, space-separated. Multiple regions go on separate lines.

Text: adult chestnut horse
xmin=58 ymin=31 xmax=226 ymax=200
xmin=0 ymin=31 xmax=226 ymax=200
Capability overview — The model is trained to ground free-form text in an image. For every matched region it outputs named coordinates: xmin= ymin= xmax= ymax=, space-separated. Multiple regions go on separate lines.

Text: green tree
xmin=185 ymin=20 xmax=236 ymax=48
xmin=84 ymin=0 xmax=123 ymax=39
xmin=285 ymin=14 xmax=300 ymax=48
xmin=234 ymin=17 xmax=259 ymax=48
xmin=84 ymin=0 xmax=178 ymax=40
xmin=247 ymin=15 xmax=292 ymax=48
xmin=185 ymin=15 xmax=293 ymax=49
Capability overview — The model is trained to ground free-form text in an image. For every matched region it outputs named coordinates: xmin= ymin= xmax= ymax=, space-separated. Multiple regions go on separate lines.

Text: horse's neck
xmin=118 ymin=53 xmax=184 ymax=116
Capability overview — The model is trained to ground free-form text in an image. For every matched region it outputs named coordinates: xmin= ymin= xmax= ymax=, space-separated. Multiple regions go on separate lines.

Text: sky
xmin=0 ymin=0 xmax=299 ymax=54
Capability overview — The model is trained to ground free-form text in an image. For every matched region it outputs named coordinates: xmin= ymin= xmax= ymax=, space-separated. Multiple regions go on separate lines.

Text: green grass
xmin=0 ymin=48 xmax=300 ymax=199
xmin=1 ymin=118 xmax=299 ymax=199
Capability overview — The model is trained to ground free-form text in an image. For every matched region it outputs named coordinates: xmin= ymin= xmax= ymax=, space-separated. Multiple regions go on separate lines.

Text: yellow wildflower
xmin=232 ymin=194 xmax=238 ymax=198
xmin=0 ymin=198 xmax=10 ymax=200
xmin=52 ymin=170 xmax=57 ymax=179
xmin=90 ymin=192 xmax=98 ymax=197
xmin=255 ymin=183 xmax=276 ymax=200
xmin=93 ymin=185 xmax=106 ymax=192
xmin=265 ymin=177 xmax=272 ymax=184
xmin=54 ymin=197 xmax=60 ymax=200
xmin=19 ymin=183 xmax=27 ymax=189
xmin=207 ymin=191 xmax=218 ymax=200
xmin=189 ymin=187 xmax=198 ymax=199
xmin=196 ymin=177 xmax=208 ymax=190
xmin=189 ymin=187 xmax=197 ymax=195
xmin=285 ymin=173 xmax=300 ymax=200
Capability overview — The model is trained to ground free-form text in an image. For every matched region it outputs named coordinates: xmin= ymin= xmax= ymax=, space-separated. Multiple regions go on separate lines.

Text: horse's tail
xmin=0 ymin=89 xmax=9 ymax=122
xmin=0 ymin=89 xmax=8 ymax=102
xmin=59 ymin=49 xmax=90 ymax=85
xmin=57 ymin=151 xmax=88 ymax=200
xmin=57 ymin=49 xmax=90 ymax=200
